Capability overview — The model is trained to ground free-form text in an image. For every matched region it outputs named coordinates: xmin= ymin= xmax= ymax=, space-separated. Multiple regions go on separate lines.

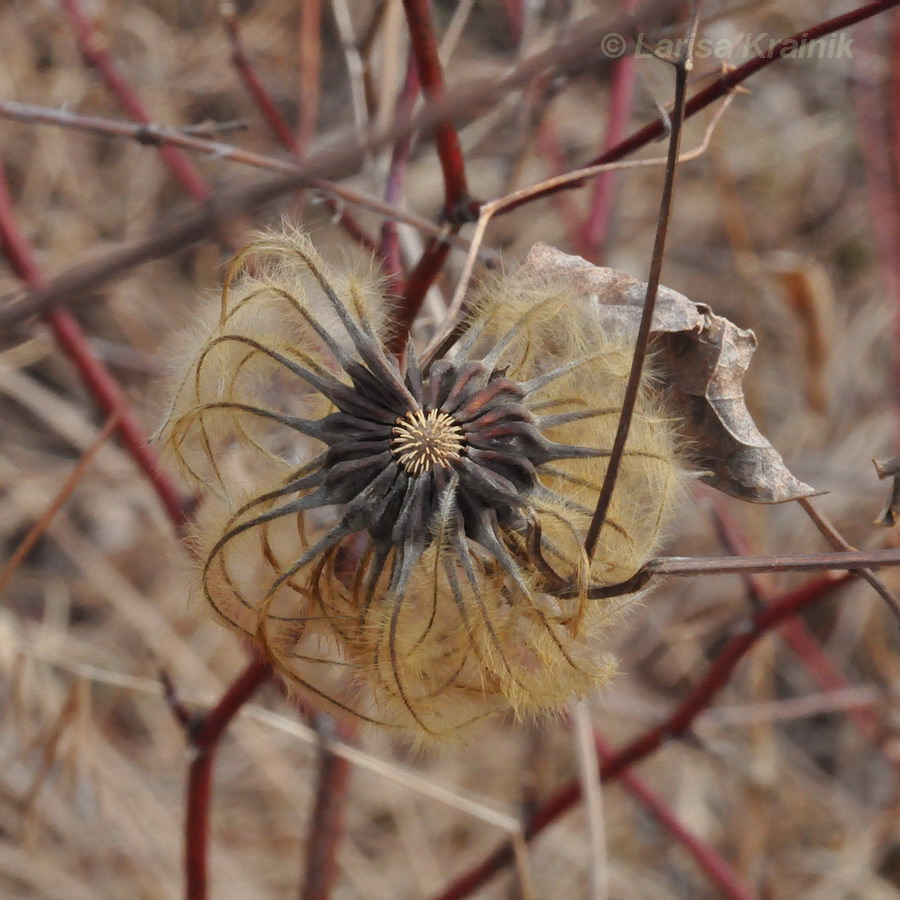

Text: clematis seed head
xmin=159 ymin=227 xmax=687 ymax=743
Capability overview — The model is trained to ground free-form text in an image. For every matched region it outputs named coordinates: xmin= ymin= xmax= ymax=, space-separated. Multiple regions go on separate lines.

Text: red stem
xmin=401 ymin=0 xmax=470 ymax=217
xmin=60 ymin=0 xmax=210 ymax=202
xmin=185 ymin=656 xmax=271 ymax=900
xmin=433 ymin=574 xmax=851 ymax=899
xmin=222 ymin=8 xmax=379 ymax=256
xmin=390 ymin=0 xmax=473 ymax=353
xmin=390 ymin=238 xmax=454 ymax=357
xmin=0 ymin=167 xmax=187 ymax=529
xmin=498 ymin=0 xmax=525 ymax=45
xmin=223 ymin=12 xmax=299 ymax=153
xmin=577 ymin=0 xmax=638 ymax=262
xmin=500 ymin=0 xmax=900 ymax=215
xmin=300 ymin=718 xmax=353 ymax=900
xmin=296 ymin=0 xmax=323 ymax=155
xmin=593 ymin=733 xmax=757 ymax=900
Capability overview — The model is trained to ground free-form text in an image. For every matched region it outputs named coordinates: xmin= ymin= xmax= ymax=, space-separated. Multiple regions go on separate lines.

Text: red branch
xmin=221 ymin=8 xmax=379 ymax=256
xmin=577 ymin=0 xmax=638 ymax=262
xmin=60 ymin=0 xmax=210 ymax=202
xmin=185 ymin=656 xmax=271 ymax=900
xmin=0 ymin=167 xmax=187 ymax=529
xmin=401 ymin=0 xmax=470 ymax=217
xmin=300 ymin=717 xmax=353 ymax=900
xmin=296 ymin=0 xmax=323 ymax=155
xmin=500 ymin=0 xmax=900 ymax=215
xmin=433 ymin=573 xmax=852 ymax=899
xmin=593 ymin=733 xmax=756 ymax=900
xmin=391 ymin=0 xmax=475 ymax=354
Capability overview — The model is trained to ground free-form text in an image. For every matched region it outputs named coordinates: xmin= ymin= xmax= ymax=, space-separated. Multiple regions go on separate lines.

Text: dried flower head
xmin=160 ymin=229 xmax=685 ymax=741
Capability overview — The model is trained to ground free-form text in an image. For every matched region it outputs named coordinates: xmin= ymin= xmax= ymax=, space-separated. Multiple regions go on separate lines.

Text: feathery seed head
xmin=160 ymin=228 xmax=686 ymax=742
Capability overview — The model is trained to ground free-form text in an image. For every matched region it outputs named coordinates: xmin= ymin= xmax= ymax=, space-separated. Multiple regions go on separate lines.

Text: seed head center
xmin=391 ymin=409 xmax=466 ymax=476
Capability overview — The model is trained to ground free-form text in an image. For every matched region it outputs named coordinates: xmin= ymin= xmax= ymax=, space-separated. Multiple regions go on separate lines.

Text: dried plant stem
xmin=573 ymin=703 xmax=608 ymax=900
xmin=578 ymin=0 xmax=638 ymax=261
xmin=297 ymin=0 xmax=323 ymax=153
xmin=392 ymin=0 xmax=475 ymax=353
xmin=797 ymin=497 xmax=900 ymax=623
xmin=422 ymin=90 xmax=735 ymax=366
xmin=592 ymin=734 xmax=755 ymax=900
xmin=0 ymin=407 xmax=121 ymax=594
xmin=0 ymin=101 xmax=462 ymax=251
xmin=434 ymin=573 xmax=851 ymax=899
xmin=60 ymin=0 xmax=210 ymax=202
xmin=300 ymin=717 xmax=352 ymax=900
xmin=401 ymin=0 xmax=470 ymax=217
xmin=509 ymin=0 xmax=900 ymax=213
xmin=183 ymin=656 xmax=271 ymax=900
xmin=8 ymin=2 xmax=890 ymax=331
xmin=221 ymin=8 xmax=378 ymax=255
xmin=0 ymin=167 xmax=187 ymax=528
xmin=583 ymin=5 xmax=701 ymax=563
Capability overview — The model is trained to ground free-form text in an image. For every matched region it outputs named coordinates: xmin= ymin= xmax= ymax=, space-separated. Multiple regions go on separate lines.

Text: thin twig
xmin=60 ymin=0 xmax=211 ymax=202
xmin=7 ymin=3 xmax=892 ymax=329
xmin=583 ymin=4 xmax=702 ymax=562
xmin=0 ymin=407 xmax=121 ymax=594
xmin=797 ymin=496 xmax=900 ymax=624
xmin=390 ymin=0 xmax=476 ymax=354
xmin=432 ymin=573 xmax=851 ymax=900
xmin=422 ymin=87 xmax=734 ymax=366
xmin=221 ymin=6 xmax=379 ymax=255
xmin=592 ymin=734 xmax=756 ymax=900
xmin=300 ymin=715 xmax=352 ymax=900
xmin=578 ymin=0 xmax=639 ymax=262
xmin=0 ymin=166 xmax=188 ymax=528
xmin=401 ymin=0 xmax=470 ymax=218
xmin=501 ymin=0 xmax=900 ymax=214
xmin=0 ymin=101 xmax=463 ymax=251
xmin=183 ymin=656 xmax=271 ymax=900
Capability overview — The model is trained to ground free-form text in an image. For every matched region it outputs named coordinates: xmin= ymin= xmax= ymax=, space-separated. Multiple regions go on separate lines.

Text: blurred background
xmin=1 ymin=1 xmax=899 ymax=897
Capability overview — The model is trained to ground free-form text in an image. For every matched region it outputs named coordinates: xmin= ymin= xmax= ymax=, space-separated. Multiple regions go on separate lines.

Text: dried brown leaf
xmin=518 ymin=245 xmax=817 ymax=503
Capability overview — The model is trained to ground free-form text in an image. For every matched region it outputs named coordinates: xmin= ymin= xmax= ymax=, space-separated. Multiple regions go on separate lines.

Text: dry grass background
xmin=1 ymin=1 xmax=900 ymax=898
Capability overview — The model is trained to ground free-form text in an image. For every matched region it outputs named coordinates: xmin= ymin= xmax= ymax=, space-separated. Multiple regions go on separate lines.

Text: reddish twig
xmin=432 ymin=573 xmax=851 ymax=899
xmin=0 ymin=406 xmax=122 ymax=594
xmin=222 ymin=8 xmax=299 ymax=153
xmin=708 ymin=496 xmax=885 ymax=745
xmin=12 ymin=4 xmax=893 ymax=331
xmin=184 ymin=656 xmax=271 ymax=900
xmin=499 ymin=0 xmax=525 ymax=45
xmin=858 ymin=12 xmax=900 ymax=413
xmin=300 ymin=716 xmax=353 ymax=900
xmin=593 ymin=733 xmax=756 ymax=900
xmin=392 ymin=0 xmax=476 ymax=353
xmin=60 ymin=0 xmax=211 ymax=202
xmin=401 ymin=0 xmax=470 ymax=218
xmin=500 ymin=0 xmax=900 ymax=215
xmin=0 ymin=166 xmax=187 ymax=528
xmin=221 ymin=7 xmax=378 ymax=255
xmin=577 ymin=0 xmax=638 ymax=262
xmin=296 ymin=0 xmax=323 ymax=155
